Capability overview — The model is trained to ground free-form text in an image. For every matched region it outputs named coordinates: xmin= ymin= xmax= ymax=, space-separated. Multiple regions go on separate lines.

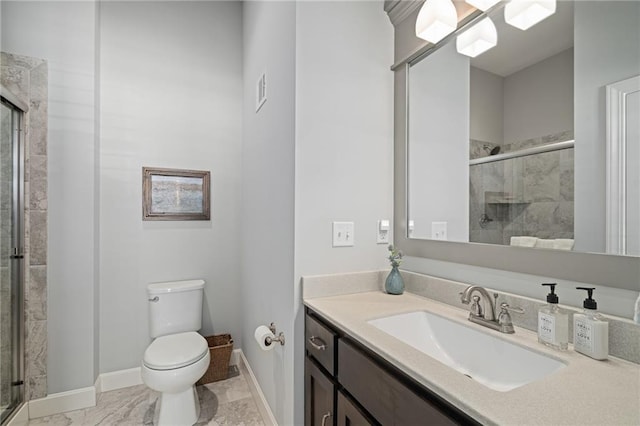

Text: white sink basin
xmin=368 ymin=311 xmax=565 ymax=392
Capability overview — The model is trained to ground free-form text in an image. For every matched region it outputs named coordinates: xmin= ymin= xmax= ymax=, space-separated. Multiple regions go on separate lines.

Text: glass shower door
xmin=0 ymin=99 xmax=24 ymax=423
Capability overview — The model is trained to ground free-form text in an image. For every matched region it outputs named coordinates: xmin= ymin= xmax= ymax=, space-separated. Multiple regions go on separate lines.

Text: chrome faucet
xmin=460 ymin=285 xmax=524 ymax=333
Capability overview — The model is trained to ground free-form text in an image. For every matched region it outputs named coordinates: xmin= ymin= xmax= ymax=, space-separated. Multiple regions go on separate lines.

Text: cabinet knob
xmin=308 ymin=336 xmax=327 ymax=351
xmin=321 ymin=411 xmax=332 ymax=426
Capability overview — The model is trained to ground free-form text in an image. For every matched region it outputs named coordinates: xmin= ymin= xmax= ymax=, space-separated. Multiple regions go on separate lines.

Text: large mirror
xmin=407 ymin=0 xmax=640 ymax=257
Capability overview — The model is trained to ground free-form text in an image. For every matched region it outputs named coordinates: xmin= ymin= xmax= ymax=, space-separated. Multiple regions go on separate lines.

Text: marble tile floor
xmin=27 ymin=367 xmax=265 ymax=426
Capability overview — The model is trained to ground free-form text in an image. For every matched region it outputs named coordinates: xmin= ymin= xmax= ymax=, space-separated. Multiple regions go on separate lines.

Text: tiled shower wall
xmin=469 ymin=132 xmax=574 ymax=246
xmin=1 ymin=52 xmax=48 ymax=400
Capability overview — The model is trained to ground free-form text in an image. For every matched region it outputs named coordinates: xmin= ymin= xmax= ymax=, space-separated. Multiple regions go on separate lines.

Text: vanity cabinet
xmin=305 ymin=358 xmax=336 ymax=426
xmin=304 ymin=308 xmax=479 ymax=426
xmin=305 ymin=312 xmax=339 ymax=426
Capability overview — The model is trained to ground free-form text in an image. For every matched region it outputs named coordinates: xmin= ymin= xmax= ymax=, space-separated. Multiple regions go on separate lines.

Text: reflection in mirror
xmin=606 ymin=75 xmax=640 ymax=256
xmin=407 ymin=0 xmax=640 ymax=257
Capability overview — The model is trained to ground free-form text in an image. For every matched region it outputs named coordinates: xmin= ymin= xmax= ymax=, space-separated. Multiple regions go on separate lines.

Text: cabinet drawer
xmin=338 ymin=338 xmax=462 ymax=426
xmin=306 ymin=313 xmax=337 ymax=375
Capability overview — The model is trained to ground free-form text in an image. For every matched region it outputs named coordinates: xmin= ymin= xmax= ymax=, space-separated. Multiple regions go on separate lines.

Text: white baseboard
xmin=6 ymin=402 xmax=29 ymax=426
xmin=95 ymin=367 xmax=143 ymax=393
xmin=27 ymin=367 xmax=141 ymax=419
xmin=239 ymin=350 xmax=278 ymax=426
xmin=28 ymin=386 xmax=96 ymax=420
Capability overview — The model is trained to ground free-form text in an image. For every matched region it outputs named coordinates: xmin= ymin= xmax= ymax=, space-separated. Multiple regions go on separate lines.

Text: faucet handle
xmin=497 ymin=303 xmax=523 ymax=334
xmin=500 ymin=302 xmax=524 ymax=314
xmin=470 ymin=295 xmax=483 ymax=317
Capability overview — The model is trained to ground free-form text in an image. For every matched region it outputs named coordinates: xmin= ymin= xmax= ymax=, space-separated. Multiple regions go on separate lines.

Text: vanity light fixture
xmin=415 ymin=0 xmax=458 ymax=44
xmin=504 ymin=0 xmax=556 ymax=30
xmin=456 ymin=17 xmax=498 ymax=57
xmin=465 ymin=0 xmax=500 ymax=12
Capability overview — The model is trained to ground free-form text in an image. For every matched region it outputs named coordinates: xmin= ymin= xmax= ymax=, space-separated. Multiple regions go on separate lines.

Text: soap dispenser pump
xmin=537 ymin=283 xmax=568 ymax=350
xmin=573 ymin=287 xmax=609 ymax=360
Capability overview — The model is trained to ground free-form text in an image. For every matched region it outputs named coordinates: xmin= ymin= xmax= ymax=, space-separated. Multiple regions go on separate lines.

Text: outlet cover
xmin=431 ymin=221 xmax=447 ymax=240
xmin=377 ymin=220 xmax=390 ymax=244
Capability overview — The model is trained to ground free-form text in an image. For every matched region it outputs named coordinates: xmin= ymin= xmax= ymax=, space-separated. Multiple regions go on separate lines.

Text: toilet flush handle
xmin=148 ymin=296 xmax=159 ymax=302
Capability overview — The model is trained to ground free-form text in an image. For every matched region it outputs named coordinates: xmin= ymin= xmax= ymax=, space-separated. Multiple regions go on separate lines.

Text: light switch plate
xmin=333 ymin=222 xmax=354 ymax=247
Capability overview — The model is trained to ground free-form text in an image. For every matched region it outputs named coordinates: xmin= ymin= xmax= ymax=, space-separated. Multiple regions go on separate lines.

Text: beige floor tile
xmin=28 ymin=367 xmax=264 ymax=425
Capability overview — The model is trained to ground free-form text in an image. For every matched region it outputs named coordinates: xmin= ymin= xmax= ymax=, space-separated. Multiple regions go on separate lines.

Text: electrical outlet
xmin=333 ymin=222 xmax=354 ymax=247
xmin=377 ymin=220 xmax=390 ymax=244
xmin=431 ymin=221 xmax=447 ymax=240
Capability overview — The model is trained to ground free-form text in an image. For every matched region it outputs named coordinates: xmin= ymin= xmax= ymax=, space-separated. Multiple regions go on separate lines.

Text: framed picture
xmin=142 ymin=167 xmax=211 ymax=221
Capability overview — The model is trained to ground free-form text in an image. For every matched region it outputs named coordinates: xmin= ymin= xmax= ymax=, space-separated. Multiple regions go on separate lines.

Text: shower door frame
xmin=1 ymin=95 xmax=26 ymax=424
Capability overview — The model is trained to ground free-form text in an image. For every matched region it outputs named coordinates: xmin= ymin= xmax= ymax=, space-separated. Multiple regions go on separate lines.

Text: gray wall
xmin=503 ymin=48 xmax=573 ymax=144
xmin=241 ymin=2 xmax=296 ymax=424
xmin=99 ymin=1 xmax=244 ymax=374
xmin=470 ymin=67 xmax=503 ymax=144
xmin=295 ymin=1 xmax=394 ymax=277
xmin=1 ymin=0 xmax=98 ymax=394
xmin=574 ymin=1 xmax=640 ymax=253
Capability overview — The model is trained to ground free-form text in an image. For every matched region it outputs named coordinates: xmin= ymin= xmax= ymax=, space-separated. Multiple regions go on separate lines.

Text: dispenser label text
xmin=574 ymin=320 xmax=593 ymax=351
xmin=538 ymin=312 xmax=556 ymax=343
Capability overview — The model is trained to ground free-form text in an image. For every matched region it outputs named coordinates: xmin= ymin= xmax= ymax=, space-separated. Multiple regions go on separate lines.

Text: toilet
xmin=141 ymin=280 xmax=210 ymax=426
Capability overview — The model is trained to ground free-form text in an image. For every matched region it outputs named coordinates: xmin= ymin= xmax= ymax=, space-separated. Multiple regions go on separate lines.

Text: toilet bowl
xmin=141 ymin=280 xmax=208 ymax=426
xmin=142 ymin=332 xmax=210 ymax=425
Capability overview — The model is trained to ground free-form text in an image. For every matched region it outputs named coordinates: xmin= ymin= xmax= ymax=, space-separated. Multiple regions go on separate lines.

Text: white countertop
xmin=304 ymin=291 xmax=640 ymax=426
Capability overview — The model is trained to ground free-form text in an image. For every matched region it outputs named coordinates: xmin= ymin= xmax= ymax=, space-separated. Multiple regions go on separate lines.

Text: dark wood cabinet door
xmin=305 ymin=357 xmax=336 ymax=426
xmin=337 ymin=390 xmax=375 ymax=426
xmin=339 ymin=338 xmax=468 ymax=426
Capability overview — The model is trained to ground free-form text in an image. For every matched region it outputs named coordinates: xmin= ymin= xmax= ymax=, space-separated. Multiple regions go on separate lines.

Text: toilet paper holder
xmin=266 ymin=322 xmax=285 ymax=346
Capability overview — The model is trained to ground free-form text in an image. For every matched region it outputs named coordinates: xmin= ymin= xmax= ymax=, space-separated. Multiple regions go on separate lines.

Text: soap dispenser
xmin=537 ymin=283 xmax=568 ymax=350
xmin=573 ymin=287 xmax=609 ymax=360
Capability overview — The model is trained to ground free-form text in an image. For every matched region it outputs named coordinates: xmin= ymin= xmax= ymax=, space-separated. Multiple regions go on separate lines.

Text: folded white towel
xmin=554 ymin=239 xmax=575 ymax=250
xmin=534 ymin=238 xmax=556 ymax=249
xmin=510 ymin=236 xmax=538 ymax=247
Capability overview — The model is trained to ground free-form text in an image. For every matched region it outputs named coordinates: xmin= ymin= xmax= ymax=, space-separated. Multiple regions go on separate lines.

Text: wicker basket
xmin=197 ymin=334 xmax=234 ymax=385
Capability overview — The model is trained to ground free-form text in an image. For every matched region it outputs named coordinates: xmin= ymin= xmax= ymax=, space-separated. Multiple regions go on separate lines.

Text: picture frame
xmin=142 ymin=167 xmax=211 ymax=221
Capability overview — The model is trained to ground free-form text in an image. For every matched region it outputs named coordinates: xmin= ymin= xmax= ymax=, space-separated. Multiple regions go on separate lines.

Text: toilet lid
xmin=143 ymin=332 xmax=208 ymax=370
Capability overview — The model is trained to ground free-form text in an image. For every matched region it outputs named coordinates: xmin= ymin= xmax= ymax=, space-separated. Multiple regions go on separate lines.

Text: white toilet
xmin=141 ymin=280 xmax=210 ymax=426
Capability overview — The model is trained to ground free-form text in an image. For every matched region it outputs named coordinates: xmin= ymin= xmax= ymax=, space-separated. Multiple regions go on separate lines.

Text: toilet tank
xmin=147 ymin=279 xmax=205 ymax=338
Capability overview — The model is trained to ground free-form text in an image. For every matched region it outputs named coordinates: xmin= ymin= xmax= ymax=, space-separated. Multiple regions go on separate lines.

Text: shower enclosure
xmin=469 ymin=140 xmax=575 ymax=246
xmin=0 ymin=95 xmax=25 ymax=423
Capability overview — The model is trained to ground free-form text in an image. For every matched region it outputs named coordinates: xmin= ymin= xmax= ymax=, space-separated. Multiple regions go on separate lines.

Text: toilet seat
xmin=143 ymin=331 xmax=208 ymax=370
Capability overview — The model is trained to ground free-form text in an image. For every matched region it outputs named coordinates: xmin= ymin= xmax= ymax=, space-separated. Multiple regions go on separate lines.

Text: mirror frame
xmin=391 ymin=5 xmax=639 ymax=292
